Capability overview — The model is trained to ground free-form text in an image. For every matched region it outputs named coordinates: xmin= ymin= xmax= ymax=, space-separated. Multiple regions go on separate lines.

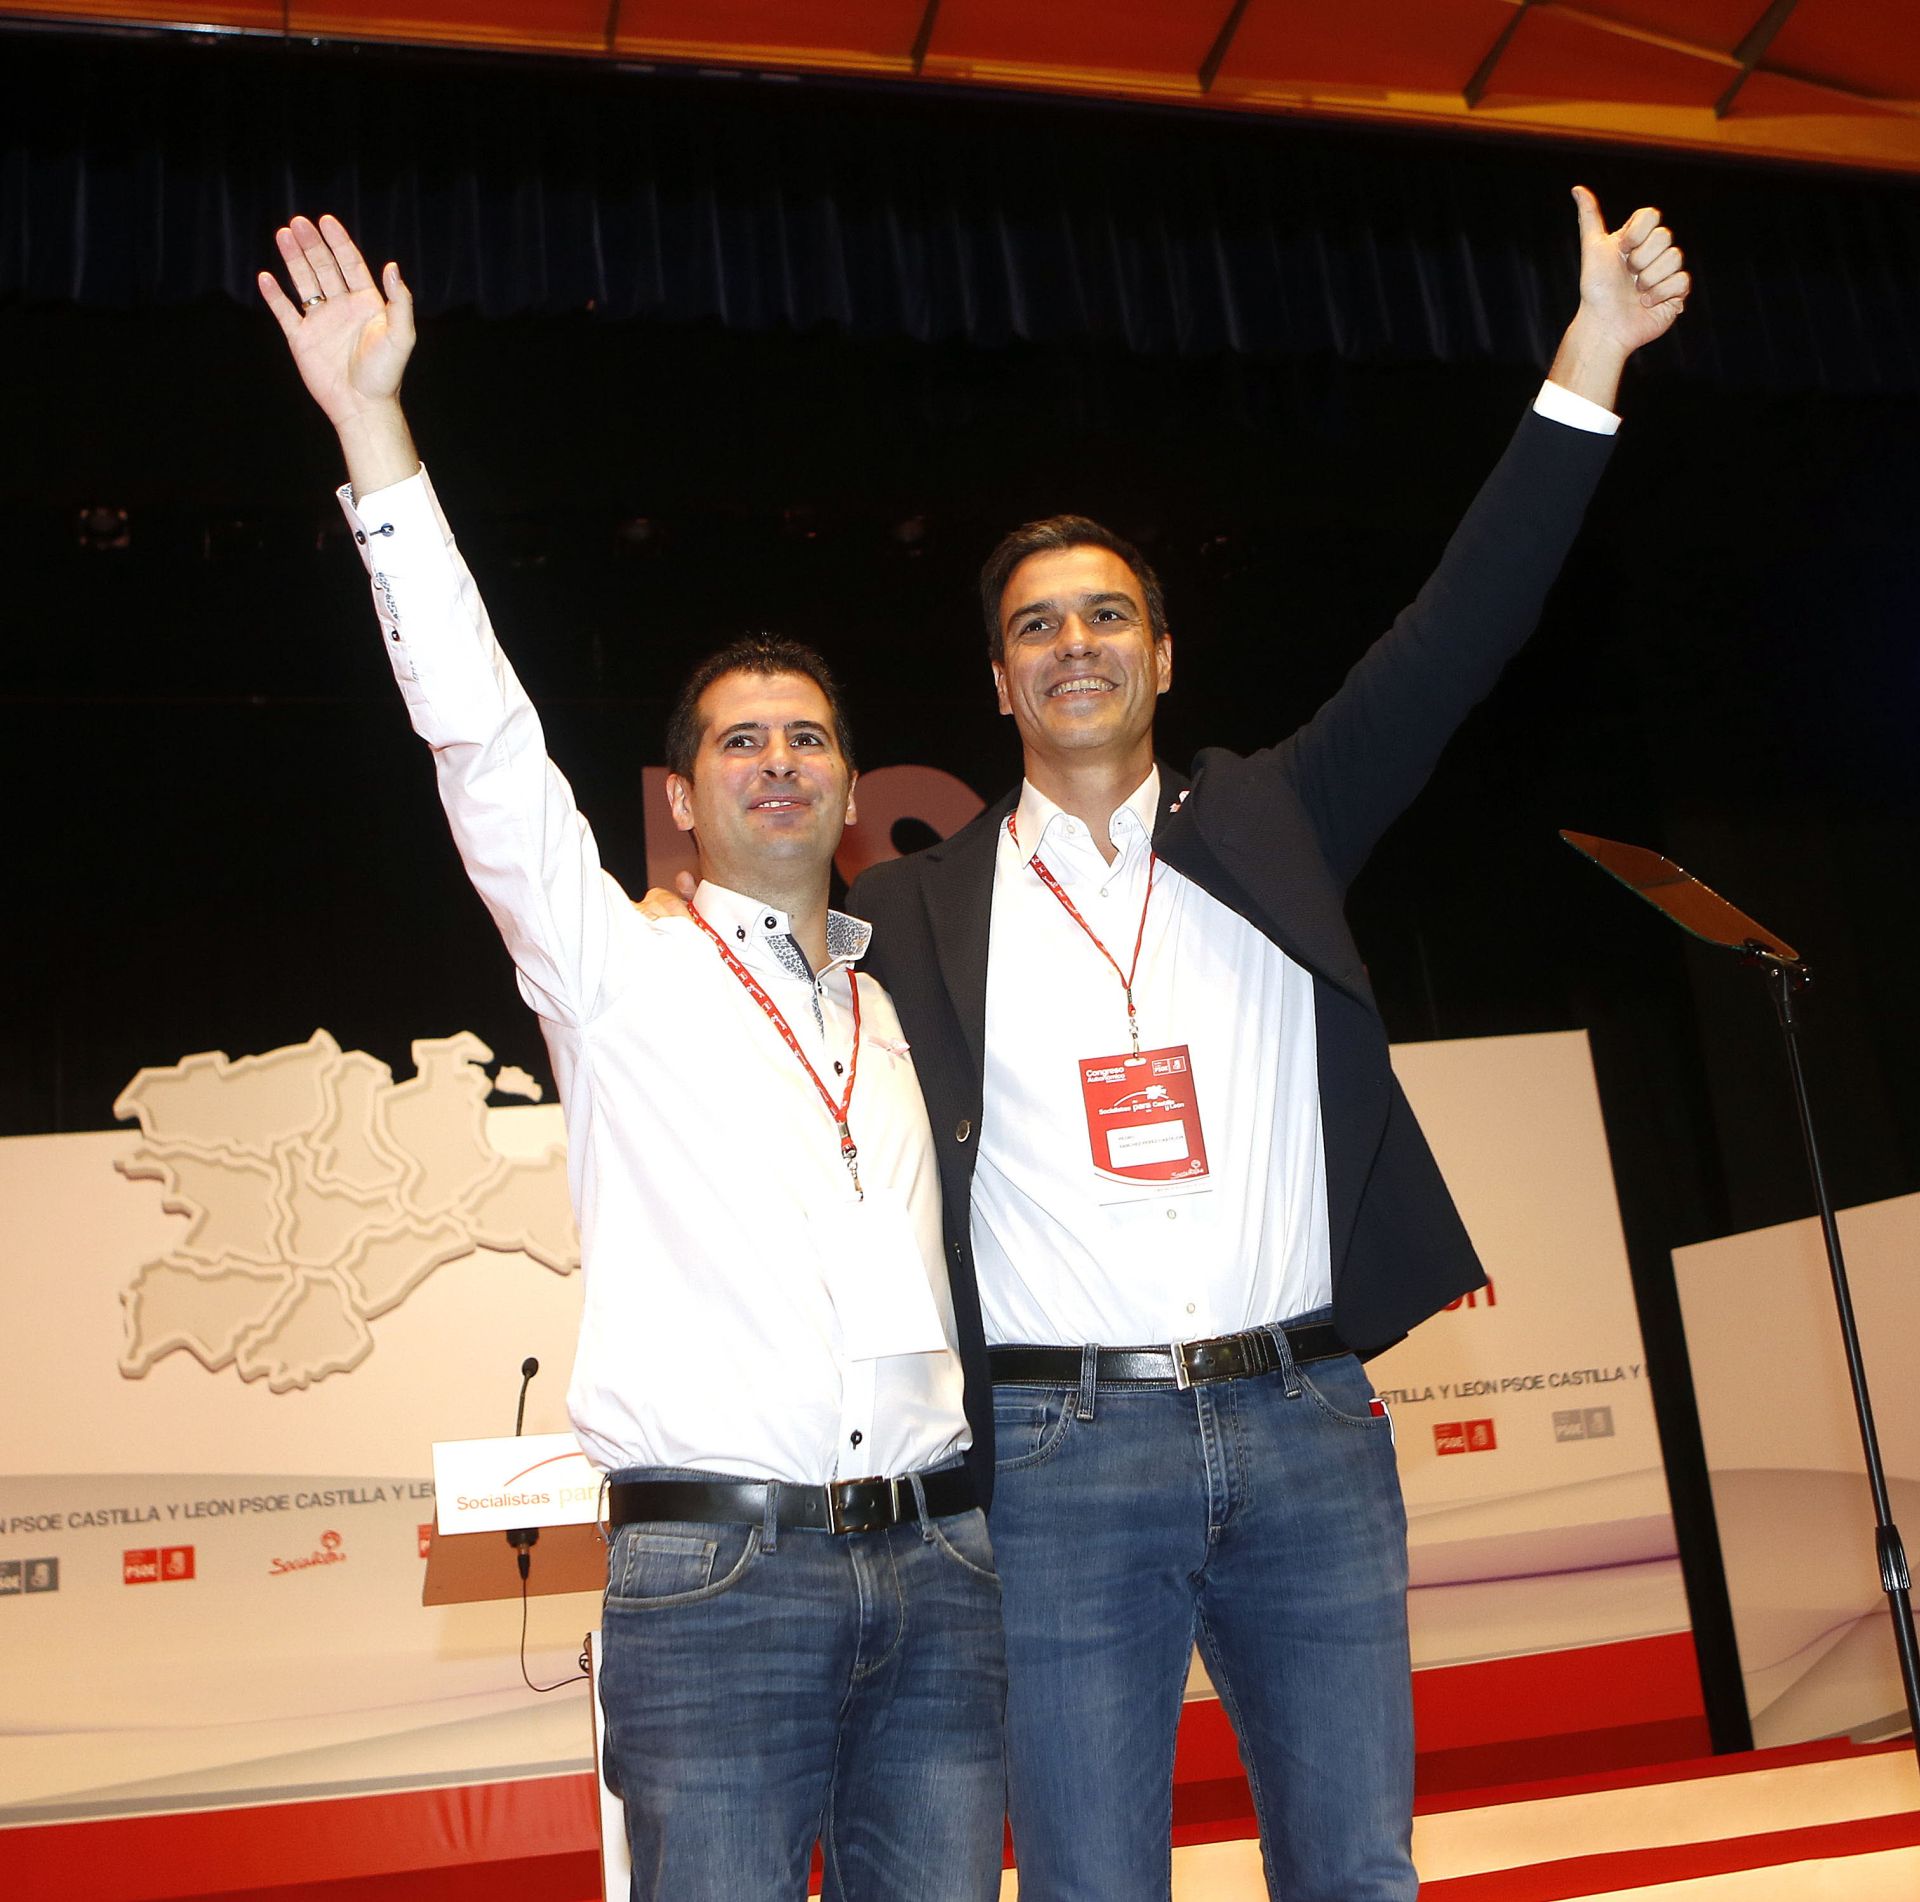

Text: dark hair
xmin=978 ymin=515 xmax=1169 ymax=663
xmin=663 ymin=635 xmax=856 ymax=779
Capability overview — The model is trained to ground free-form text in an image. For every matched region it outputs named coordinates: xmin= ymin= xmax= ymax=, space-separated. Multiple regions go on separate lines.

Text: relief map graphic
xmin=114 ymin=1032 xmax=578 ymax=1391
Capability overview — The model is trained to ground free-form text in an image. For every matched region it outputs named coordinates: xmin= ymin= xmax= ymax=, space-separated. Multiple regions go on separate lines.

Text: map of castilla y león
xmin=114 ymin=1031 xmax=578 ymax=1391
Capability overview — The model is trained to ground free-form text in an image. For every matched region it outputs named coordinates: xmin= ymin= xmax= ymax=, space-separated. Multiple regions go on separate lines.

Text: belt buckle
xmin=1172 ymin=1340 xmax=1196 ymax=1391
xmin=825 ymin=1478 xmax=889 ymax=1535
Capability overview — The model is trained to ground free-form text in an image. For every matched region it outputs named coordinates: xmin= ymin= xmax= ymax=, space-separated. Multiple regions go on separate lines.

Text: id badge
xmin=810 ymin=1191 xmax=951 ymax=1361
xmin=1079 ymin=1045 xmax=1210 ymax=1189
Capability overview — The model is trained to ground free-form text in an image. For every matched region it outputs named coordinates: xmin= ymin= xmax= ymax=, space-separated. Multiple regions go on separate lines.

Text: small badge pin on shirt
xmin=1167 ymin=789 xmax=1191 ymax=814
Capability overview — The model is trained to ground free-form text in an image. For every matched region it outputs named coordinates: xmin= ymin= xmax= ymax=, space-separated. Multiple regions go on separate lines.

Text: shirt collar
xmin=691 ymin=880 xmax=871 ymax=984
xmin=1011 ymin=766 xmax=1162 ymax=868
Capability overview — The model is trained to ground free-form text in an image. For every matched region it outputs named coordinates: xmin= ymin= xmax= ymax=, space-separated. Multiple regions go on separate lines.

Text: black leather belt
xmin=608 ymin=1466 xmax=976 ymax=1537
xmin=990 ymin=1320 xmax=1349 ymax=1391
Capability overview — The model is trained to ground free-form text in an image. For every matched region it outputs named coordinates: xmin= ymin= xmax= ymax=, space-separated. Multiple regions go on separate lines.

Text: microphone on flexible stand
xmin=507 ymin=1356 xmax=540 ymax=1581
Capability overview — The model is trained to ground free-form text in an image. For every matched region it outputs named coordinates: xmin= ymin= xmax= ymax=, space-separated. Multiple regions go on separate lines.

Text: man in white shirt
xmin=258 ymin=213 xmax=1005 ymax=1902
xmin=847 ymin=187 xmax=1692 ymax=1900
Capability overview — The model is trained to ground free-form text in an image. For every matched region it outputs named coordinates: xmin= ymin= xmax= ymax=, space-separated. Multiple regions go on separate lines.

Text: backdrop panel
xmin=1673 ymin=1192 xmax=1920 ymax=1747
xmin=0 ymin=1024 xmax=1691 ymax=1825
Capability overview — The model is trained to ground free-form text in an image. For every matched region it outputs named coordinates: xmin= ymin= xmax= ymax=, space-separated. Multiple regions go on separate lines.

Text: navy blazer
xmin=851 ymin=410 xmax=1616 ymax=1502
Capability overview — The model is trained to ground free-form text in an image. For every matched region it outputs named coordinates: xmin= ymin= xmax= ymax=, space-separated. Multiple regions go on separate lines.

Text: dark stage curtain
xmin=4 ymin=32 xmax=1919 ymax=393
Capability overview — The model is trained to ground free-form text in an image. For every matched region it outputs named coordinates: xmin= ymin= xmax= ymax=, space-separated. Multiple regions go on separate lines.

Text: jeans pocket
xmin=605 ymin=1521 xmax=758 ymax=1609
xmin=926 ymin=1506 xmax=1001 ymax=1583
xmin=1295 ymin=1354 xmax=1392 ymax=1430
xmin=991 ymin=1387 xmax=1076 ymax=1471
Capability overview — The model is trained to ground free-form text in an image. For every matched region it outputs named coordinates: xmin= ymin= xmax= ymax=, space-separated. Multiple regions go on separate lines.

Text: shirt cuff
xmin=335 ymin=466 xmax=439 ymax=574
xmin=1533 ymin=380 xmax=1621 ymax=437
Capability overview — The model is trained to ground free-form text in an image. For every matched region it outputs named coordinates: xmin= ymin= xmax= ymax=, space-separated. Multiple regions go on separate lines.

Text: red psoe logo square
xmin=161 ymin=1545 xmax=195 ymax=1581
xmin=123 ymin=1549 xmax=160 ymax=1584
xmin=1433 ymin=1422 xmax=1467 ymax=1456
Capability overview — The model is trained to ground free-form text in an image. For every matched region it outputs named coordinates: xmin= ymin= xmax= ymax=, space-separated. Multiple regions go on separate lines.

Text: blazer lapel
xmin=918 ymin=786 xmax=1017 ymax=1089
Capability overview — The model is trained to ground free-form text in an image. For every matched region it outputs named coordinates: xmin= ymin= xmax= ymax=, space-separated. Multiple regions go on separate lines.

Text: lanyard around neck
xmin=688 ymin=902 xmax=864 ymax=1197
xmin=1008 ymin=811 xmax=1157 ymax=1057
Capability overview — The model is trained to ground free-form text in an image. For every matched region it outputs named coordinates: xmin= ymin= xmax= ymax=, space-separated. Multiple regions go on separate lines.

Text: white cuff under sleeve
xmin=1533 ymin=379 xmax=1621 ymax=436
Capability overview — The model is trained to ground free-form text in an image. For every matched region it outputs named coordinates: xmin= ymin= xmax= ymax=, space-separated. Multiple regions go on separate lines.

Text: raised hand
xmin=258 ymin=213 xmax=420 ymax=493
xmin=1571 ymin=186 xmax=1690 ymax=358
xmin=1548 ymin=186 xmax=1691 ymax=409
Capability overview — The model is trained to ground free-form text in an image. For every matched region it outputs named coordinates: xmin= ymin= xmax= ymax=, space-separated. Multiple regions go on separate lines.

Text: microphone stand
xmin=1562 ymin=831 xmax=1919 ymax=1766
xmin=507 ymin=1356 xmax=540 ymax=1580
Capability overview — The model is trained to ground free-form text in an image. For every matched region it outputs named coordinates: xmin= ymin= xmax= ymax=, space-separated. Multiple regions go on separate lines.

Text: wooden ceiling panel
xmin=12 ymin=0 xmax=278 ymax=23
xmin=611 ymin=0 xmax=927 ymax=73
xmin=291 ymin=0 xmax=603 ymax=53
xmin=2 ymin=0 xmax=1917 ymax=172
xmin=1768 ymin=0 xmax=1920 ymax=100
xmin=926 ymin=0 xmax=1218 ymax=80
xmin=1214 ymin=0 xmax=1509 ymax=94
xmin=1558 ymin=0 xmax=1764 ymax=54
xmin=1477 ymin=7 xmax=1729 ymax=109
xmin=1736 ymin=64 xmax=1914 ymax=120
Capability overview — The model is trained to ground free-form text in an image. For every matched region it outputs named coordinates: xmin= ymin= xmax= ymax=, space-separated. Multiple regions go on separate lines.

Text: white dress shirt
xmin=339 ymin=468 xmax=969 ymax=1484
xmin=974 ymin=770 xmax=1332 ymax=1345
xmin=972 ymin=381 xmax=1617 ymax=1347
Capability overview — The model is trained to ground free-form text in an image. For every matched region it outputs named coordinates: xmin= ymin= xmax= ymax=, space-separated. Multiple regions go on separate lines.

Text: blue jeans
xmin=989 ymin=1314 xmax=1415 ymax=1901
xmin=596 ymin=1471 xmax=1007 ymax=1902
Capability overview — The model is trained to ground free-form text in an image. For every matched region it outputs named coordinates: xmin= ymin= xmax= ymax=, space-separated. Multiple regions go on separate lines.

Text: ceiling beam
xmin=1198 ymin=0 xmax=1254 ymax=95
xmin=910 ymin=0 xmax=941 ymax=76
xmin=1465 ymin=0 xmax=1541 ymax=109
xmin=1716 ymin=0 xmax=1800 ymax=118
xmin=1481 ymin=1 xmax=1910 ymax=118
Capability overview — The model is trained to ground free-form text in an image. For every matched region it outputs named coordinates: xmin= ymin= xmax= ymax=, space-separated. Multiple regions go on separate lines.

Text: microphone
xmin=507 ymin=1356 xmax=541 ymax=1579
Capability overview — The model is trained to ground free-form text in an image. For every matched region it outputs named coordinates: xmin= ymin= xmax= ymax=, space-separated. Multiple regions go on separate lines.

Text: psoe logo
xmin=269 ymin=1528 xmax=347 ymax=1578
xmin=1434 ymin=1418 xmax=1498 ymax=1456
xmin=0 ymin=1558 xmax=54 ymax=1595
xmin=417 ymin=1522 xmax=434 ymax=1560
xmin=125 ymin=1546 xmax=194 ymax=1584
xmin=1554 ymin=1406 xmax=1616 ymax=1443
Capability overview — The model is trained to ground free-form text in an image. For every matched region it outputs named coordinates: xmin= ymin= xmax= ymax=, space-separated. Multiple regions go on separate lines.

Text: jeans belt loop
xmin=1076 ymin=1342 xmax=1099 ymax=1422
xmin=1268 ymin=1323 xmax=1303 ymax=1399
xmin=761 ymin=1478 xmax=781 ymax=1554
xmin=905 ymin=1469 xmax=935 ymax=1542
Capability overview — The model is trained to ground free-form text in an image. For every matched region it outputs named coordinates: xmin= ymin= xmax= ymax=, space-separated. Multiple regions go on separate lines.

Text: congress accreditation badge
xmin=1079 ymin=1043 xmax=1211 ymax=1189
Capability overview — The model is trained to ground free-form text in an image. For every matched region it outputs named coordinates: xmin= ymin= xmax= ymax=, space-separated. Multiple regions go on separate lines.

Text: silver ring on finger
xmin=301 ymin=293 xmax=326 ymax=312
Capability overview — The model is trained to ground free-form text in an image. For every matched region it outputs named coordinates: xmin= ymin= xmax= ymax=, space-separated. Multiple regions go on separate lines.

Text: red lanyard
xmin=688 ymin=903 xmax=864 ymax=1197
xmin=1008 ymin=812 xmax=1157 ymax=1057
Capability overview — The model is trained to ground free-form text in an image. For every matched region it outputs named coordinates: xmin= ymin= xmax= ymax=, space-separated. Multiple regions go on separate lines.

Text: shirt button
xmin=353 ymin=529 xmax=366 ymax=545
xmin=955 ymin=1119 xmax=972 ymax=1143
xmin=1186 ymin=1302 xmax=1197 ymax=1315
xmin=849 ymin=1431 xmax=863 ymax=1448
xmin=1099 ymin=887 xmax=1110 ymax=898
xmin=764 ymin=915 xmax=777 ymax=929
xmin=1167 ymin=1208 xmax=1179 ymax=1221
xmin=735 ymin=927 xmax=746 ymax=941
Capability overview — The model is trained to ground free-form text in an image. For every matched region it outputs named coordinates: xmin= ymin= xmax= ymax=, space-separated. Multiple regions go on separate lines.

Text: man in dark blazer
xmin=846 ymin=187 xmax=1691 ymax=1901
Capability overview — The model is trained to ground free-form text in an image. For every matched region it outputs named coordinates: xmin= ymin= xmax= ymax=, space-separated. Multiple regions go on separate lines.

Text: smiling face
xmin=992 ymin=543 xmax=1172 ymax=786
xmin=664 ymin=669 xmax=857 ymax=897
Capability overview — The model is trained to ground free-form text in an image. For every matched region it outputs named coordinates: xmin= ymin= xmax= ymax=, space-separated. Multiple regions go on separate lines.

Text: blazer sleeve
xmin=1278 ymin=408 xmax=1614 ymax=889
